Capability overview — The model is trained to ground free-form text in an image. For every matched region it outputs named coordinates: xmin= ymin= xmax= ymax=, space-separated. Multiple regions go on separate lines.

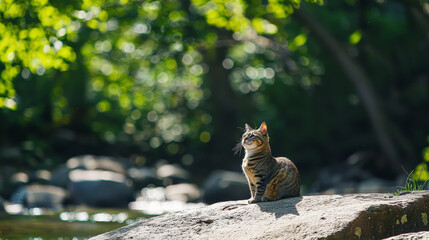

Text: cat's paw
xmin=248 ymin=197 xmax=261 ymax=204
xmin=261 ymin=196 xmax=270 ymax=202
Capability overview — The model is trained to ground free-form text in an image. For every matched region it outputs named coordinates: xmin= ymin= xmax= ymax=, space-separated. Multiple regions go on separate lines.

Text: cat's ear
xmin=259 ymin=122 xmax=268 ymax=135
xmin=245 ymin=123 xmax=252 ymax=132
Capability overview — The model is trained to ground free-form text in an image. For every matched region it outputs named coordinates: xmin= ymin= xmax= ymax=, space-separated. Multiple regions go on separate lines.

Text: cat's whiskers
xmin=233 ymin=141 xmax=243 ymax=155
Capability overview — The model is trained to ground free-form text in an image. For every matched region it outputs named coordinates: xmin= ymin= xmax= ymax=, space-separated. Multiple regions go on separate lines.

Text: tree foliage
xmin=1 ymin=0 xmax=429 ymax=182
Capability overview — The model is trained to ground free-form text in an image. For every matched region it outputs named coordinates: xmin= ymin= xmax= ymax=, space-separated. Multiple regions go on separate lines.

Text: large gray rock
xmin=383 ymin=231 xmax=429 ymax=240
xmin=10 ymin=184 xmax=67 ymax=209
xmin=128 ymin=167 xmax=162 ymax=190
xmin=50 ymin=164 xmax=70 ymax=188
xmin=202 ymin=170 xmax=249 ymax=204
xmin=156 ymin=164 xmax=190 ymax=185
xmin=0 ymin=196 xmax=5 ymax=211
xmin=2 ymin=171 xmax=29 ymax=199
xmin=66 ymin=155 xmax=129 ymax=174
xmin=51 ymin=155 xmax=130 ymax=188
xmin=165 ymin=183 xmax=201 ymax=202
xmin=68 ymin=170 xmax=134 ymax=207
xmin=90 ymin=191 xmax=429 ymax=240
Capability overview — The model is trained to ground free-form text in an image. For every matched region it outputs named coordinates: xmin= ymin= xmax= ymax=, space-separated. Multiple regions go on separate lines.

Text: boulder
xmin=127 ymin=167 xmax=163 ymax=190
xmin=383 ymin=231 xmax=429 ymax=240
xmin=10 ymin=184 xmax=67 ymax=209
xmin=202 ymin=170 xmax=249 ymax=204
xmin=30 ymin=169 xmax=52 ymax=184
xmin=90 ymin=191 xmax=429 ymax=240
xmin=2 ymin=171 xmax=30 ymax=198
xmin=0 ymin=196 xmax=5 ymax=211
xmin=51 ymin=155 xmax=131 ymax=188
xmin=68 ymin=170 xmax=134 ymax=207
xmin=308 ymin=151 xmax=398 ymax=194
xmin=50 ymin=164 xmax=70 ymax=188
xmin=156 ymin=164 xmax=190 ymax=185
xmin=66 ymin=155 xmax=128 ymax=174
xmin=165 ymin=183 xmax=201 ymax=202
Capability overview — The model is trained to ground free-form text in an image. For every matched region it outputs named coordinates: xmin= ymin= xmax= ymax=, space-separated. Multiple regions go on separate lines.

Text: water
xmin=0 ymin=208 xmax=150 ymax=240
xmin=0 ymin=187 xmax=205 ymax=239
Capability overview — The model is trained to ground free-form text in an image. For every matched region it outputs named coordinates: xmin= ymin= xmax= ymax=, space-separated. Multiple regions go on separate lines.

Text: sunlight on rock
xmin=112 ymin=212 xmax=128 ymax=223
xmin=69 ymin=169 xmax=126 ymax=182
xmin=29 ymin=208 xmax=44 ymax=216
xmin=60 ymin=212 xmax=74 ymax=221
xmin=157 ymin=164 xmax=190 ymax=183
xmin=59 ymin=211 xmax=130 ymax=224
xmin=4 ymin=203 xmax=23 ymax=215
xmin=60 ymin=211 xmax=89 ymax=222
xmin=129 ymin=186 xmax=204 ymax=215
xmin=140 ymin=187 xmax=165 ymax=201
xmin=165 ymin=183 xmax=201 ymax=202
xmin=11 ymin=172 xmax=29 ymax=183
xmin=92 ymin=213 xmax=112 ymax=222
xmin=129 ymin=200 xmax=204 ymax=215
xmin=75 ymin=211 xmax=90 ymax=221
xmin=35 ymin=169 xmax=51 ymax=182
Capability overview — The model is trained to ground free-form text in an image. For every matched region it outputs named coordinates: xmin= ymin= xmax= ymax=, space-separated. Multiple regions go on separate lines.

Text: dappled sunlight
xmin=129 ymin=186 xmax=205 ymax=215
xmin=1 ymin=0 xmax=429 ymax=238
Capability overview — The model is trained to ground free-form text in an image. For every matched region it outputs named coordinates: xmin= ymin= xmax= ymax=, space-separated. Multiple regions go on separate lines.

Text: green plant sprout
xmin=395 ymin=170 xmax=429 ymax=196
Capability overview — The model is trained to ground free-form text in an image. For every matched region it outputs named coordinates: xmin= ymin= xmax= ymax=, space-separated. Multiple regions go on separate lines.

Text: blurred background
xmin=1 ymin=0 xmax=429 ymax=239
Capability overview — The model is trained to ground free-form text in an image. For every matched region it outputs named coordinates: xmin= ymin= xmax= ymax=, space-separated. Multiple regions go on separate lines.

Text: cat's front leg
xmin=249 ymin=182 xmax=255 ymax=197
xmin=248 ymin=184 xmax=266 ymax=203
xmin=248 ymin=195 xmax=262 ymax=203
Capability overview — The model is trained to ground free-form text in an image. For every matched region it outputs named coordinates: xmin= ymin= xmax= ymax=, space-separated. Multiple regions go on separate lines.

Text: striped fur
xmin=241 ymin=122 xmax=300 ymax=203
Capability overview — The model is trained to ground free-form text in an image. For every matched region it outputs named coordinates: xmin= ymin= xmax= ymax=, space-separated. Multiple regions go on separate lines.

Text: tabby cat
xmin=240 ymin=122 xmax=300 ymax=203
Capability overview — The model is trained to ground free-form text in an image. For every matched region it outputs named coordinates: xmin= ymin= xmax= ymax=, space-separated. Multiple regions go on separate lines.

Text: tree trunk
xmin=293 ymin=8 xmax=403 ymax=174
xmin=202 ymin=40 xmax=241 ymax=170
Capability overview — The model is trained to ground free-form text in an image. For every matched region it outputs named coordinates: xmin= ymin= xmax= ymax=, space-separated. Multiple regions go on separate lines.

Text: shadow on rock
xmin=256 ymin=196 xmax=302 ymax=218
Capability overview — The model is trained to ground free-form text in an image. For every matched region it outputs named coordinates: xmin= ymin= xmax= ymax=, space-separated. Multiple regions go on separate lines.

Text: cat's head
xmin=241 ymin=122 xmax=269 ymax=151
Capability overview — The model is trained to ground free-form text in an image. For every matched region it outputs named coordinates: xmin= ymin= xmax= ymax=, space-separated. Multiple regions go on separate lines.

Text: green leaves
xmin=192 ymin=0 xmax=250 ymax=32
xmin=191 ymin=0 xmax=310 ymax=34
xmin=349 ymin=30 xmax=362 ymax=45
xmin=0 ymin=0 xmax=77 ymax=108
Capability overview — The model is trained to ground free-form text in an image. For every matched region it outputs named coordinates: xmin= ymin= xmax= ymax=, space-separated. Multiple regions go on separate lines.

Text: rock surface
xmin=165 ymin=183 xmax=201 ymax=202
xmin=202 ymin=170 xmax=249 ymax=204
xmin=128 ymin=167 xmax=162 ymax=190
xmin=68 ymin=169 xmax=133 ymax=207
xmin=156 ymin=164 xmax=191 ymax=185
xmin=10 ymin=184 xmax=67 ymax=209
xmin=90 ymin=191 xmax=429 ymax=240
xmin=383 ymin=231 xmax=429 ymax=240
